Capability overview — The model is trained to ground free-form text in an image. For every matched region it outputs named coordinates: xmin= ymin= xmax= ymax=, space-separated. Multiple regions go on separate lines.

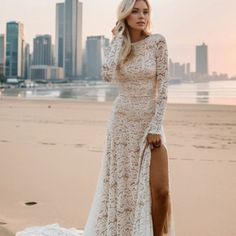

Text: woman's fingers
xmin=154 ymin=139 xmax=161 ymax=147
xmin=111 ymin=27 xmax=115 ymax=35
xmin=155 ymin=137 xmax=161 ymax=143
xmin=147 ymin=134 xmax=161 ymax=146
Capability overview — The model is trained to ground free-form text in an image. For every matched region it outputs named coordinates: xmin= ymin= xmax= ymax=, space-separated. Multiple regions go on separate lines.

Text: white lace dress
xmin=83 ymin=33 xmax=176 ymax=236
xmin=16 ymin=33 xmax=176 ymax=236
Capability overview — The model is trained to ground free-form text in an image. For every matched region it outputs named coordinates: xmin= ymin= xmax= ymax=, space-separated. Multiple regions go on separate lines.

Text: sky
xmin=0 ymin=0 xmax=235 ymax=77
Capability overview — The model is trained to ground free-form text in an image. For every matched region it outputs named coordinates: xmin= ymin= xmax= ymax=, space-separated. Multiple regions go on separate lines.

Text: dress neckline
xmin=131 ymin=34 xmax=152 ymax=46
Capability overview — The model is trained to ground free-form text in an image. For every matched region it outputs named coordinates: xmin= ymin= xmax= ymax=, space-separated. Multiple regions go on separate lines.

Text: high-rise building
xmin=51 ymin=44 xmax=56 ymax=66
xmin=81 ymin=48 xmax=87 ymax=77
xmin=196 ymin=43 xmax=208 ymax=75
xmin=55 ymin=2 xmax=64 ymax=68
xmin=174 ymin=62 xmax=185 ymax=78
xmin=86 ymin=35 xmax=109 ymax=80
xmin=5 ymin=21 xmax=24 ymax=78
xmin=0 ymin=34 xmax=5 ymax=76
xmin=24 ymin=43 xmax=31 ymax=80
xmin=169 ymin=58 xmax=185 ymax=78
xmin=64 ymin=0 xmax=83 ymax=79
xmin=33 ymin=35 xmax=53 ymax=66
xmin=169 ymin=58 xmax=174 ymax=77
xmin=186 ymin=63 xmax=190 ymax=75
xmin=31 ymin=35 xmax=64 ymax=80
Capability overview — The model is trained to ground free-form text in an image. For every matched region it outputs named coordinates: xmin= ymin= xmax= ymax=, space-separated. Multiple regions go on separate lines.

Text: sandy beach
xmin=0 ymin=97 xmax=236 ymax=236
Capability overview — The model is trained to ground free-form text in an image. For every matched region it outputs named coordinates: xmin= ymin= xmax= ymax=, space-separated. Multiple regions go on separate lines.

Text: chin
xmin=133 ymin=26 xmax=145 ymax=31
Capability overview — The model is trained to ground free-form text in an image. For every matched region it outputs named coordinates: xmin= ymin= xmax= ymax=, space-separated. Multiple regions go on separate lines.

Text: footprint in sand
xmin=89 ymin=148 xmax=103 ymax=153
xmin=193 ymin=145 xmax=215 ymax=149
xmin=41 ymin=142 xmax=57 ymax=146
xmin=74 ymin=143 xmax=85 ymax=148
xmin=0 ymin=140 xmax=9 ymax=143
xmin=229 ymin=160 xmax=236 ymax=163
xmin=199 ymin=159 xmax=214 ymax=162
xmin=180 ymin=158 xmax=195 ymax=161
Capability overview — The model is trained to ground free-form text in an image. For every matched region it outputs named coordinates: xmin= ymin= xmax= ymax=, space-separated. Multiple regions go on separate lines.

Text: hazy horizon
xmin=0 ymin=0 xmax=235 ymax=77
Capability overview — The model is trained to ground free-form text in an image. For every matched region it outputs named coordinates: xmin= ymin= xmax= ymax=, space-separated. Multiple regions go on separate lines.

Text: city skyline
xmin=0 ymin=0 xmax=235 ymax=76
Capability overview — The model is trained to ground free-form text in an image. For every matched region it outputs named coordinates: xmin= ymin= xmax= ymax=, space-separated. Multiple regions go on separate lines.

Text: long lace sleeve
xmin=148 ymin=36 xmax=169 ymax=136
xmin=102 ymin=33 xmax=123 ymax=83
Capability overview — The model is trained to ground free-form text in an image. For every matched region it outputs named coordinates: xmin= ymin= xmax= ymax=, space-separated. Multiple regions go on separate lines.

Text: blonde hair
xmin=113 ymin=0 xmax=152 ymax=65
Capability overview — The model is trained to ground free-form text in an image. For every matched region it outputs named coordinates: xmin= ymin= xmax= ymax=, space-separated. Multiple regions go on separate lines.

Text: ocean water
xmin=168 ymin=80 xmax=236 ymax=105
xmin=1 ymin=80 xmax=236 ymax=106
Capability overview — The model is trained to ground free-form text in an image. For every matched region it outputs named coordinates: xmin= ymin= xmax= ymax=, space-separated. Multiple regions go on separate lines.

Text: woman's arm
xmin=148 ymin=35 xmax=169 ymax=136
xmin=102 ymin=33 xmax=123 ymax=83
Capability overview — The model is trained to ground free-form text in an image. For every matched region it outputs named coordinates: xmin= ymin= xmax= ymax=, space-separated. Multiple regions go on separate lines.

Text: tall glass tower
xmin=55 ymin=3 xmax=64 ymax=68
xmin=196 ymin=43 xmax=208 ymax=75
xmin=33 ymin=35 xmax=52 ymax=66
xmin=5 ymin=21 xmax=24 ymax=78
xmin=86 ymin=36 xmax=109 ymax=80
xmin=0 ymin=34 xmax=5 ymax=76
xmin=24 ymin=43 xmax=31 ymax=80
xmin=64 ymin=0 xmax=83 ymax=79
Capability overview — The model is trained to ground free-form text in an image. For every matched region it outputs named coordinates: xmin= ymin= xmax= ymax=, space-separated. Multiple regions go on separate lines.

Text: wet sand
xmin=0 ymin=97 xmax=236 ymax=236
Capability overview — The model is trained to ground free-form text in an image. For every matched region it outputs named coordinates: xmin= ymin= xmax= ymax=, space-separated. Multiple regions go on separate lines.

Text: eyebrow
xmin=133 ymin=7 xmax=149 ymax=10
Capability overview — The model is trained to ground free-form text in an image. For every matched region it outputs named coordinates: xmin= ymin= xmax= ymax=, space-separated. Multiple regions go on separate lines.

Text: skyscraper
xmin=86 ymin=35 xmax=109 ymax=80
xmin=186 ymin=63 xmax=190 ymax=75
xmin=64 ymin=0 xmax=83 ymax=79
xmin=24 ymin=43 xmax=31 ymax=80
xmin=0 ymin=34 xmax=5 ymax=76
xmin=55 ymin=2 xmax=64 ymax=68
xmin=33 ymin=35 xmax=53 ymax=65
xmin=196 ymin=43 xmax=208 ymax=75
xmin=5 ymin=21 xmax=24 ymax=78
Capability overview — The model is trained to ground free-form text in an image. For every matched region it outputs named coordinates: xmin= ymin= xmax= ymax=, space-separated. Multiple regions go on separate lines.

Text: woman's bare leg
xmin=150 ymin=144 xmax=170 ymax=236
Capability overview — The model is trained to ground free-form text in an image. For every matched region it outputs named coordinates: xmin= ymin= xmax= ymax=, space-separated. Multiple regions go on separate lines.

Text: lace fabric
xmin=83 ymin=33 xmax=176 ymax=235
xmin=102 ymin=32 xmax=124 ymax=83
xmin=102 ymin=33 xmax=169 ymax=137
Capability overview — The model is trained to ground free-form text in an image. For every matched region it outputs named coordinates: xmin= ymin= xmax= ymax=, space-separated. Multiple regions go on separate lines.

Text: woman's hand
xmin=111 ymin=21 xmax=124 ymax=36
xmin=111 ymin=26 xmax=116 ymax=36
xmin=111 ymin=21 xmax=118 ymax=36
xmin=146 ymin=133 xmax=162 ymax=148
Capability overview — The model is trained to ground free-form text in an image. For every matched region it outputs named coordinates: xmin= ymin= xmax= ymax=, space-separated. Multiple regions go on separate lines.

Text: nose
xmin=138 ymin=12 xmax=145 ymax=18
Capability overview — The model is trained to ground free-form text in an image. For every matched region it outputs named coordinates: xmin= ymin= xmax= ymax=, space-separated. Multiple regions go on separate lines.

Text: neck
xmin=129 ymin=29 xmax=144 ymax=43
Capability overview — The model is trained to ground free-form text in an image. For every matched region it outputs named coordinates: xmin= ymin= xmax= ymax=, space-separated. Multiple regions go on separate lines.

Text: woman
xmin=83 ymin=0 xmax=176 ymax=235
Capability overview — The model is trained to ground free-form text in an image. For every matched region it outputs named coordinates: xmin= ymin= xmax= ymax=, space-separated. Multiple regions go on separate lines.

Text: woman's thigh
xmin=150 ymin=144 xmax=169 ymax=194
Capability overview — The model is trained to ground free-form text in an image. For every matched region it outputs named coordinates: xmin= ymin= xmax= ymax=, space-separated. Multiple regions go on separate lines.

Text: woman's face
xmin=126 ymin=0 xmax=149 ymax=32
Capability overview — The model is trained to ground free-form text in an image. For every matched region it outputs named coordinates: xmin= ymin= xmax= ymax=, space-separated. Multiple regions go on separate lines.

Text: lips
xmin=137 ymin=22 xmax=145 ymax=25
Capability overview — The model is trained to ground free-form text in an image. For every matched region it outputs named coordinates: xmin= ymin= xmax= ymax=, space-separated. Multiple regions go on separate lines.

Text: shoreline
xmin=1 ymin=95 xmax=236 ymax=108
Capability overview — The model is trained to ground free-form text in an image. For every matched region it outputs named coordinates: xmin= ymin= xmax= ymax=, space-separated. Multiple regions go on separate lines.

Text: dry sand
xmin=0 ymin=97 xmax=236 ymax=236
xmin=0 ymin=226 xmax=14 ymax=236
